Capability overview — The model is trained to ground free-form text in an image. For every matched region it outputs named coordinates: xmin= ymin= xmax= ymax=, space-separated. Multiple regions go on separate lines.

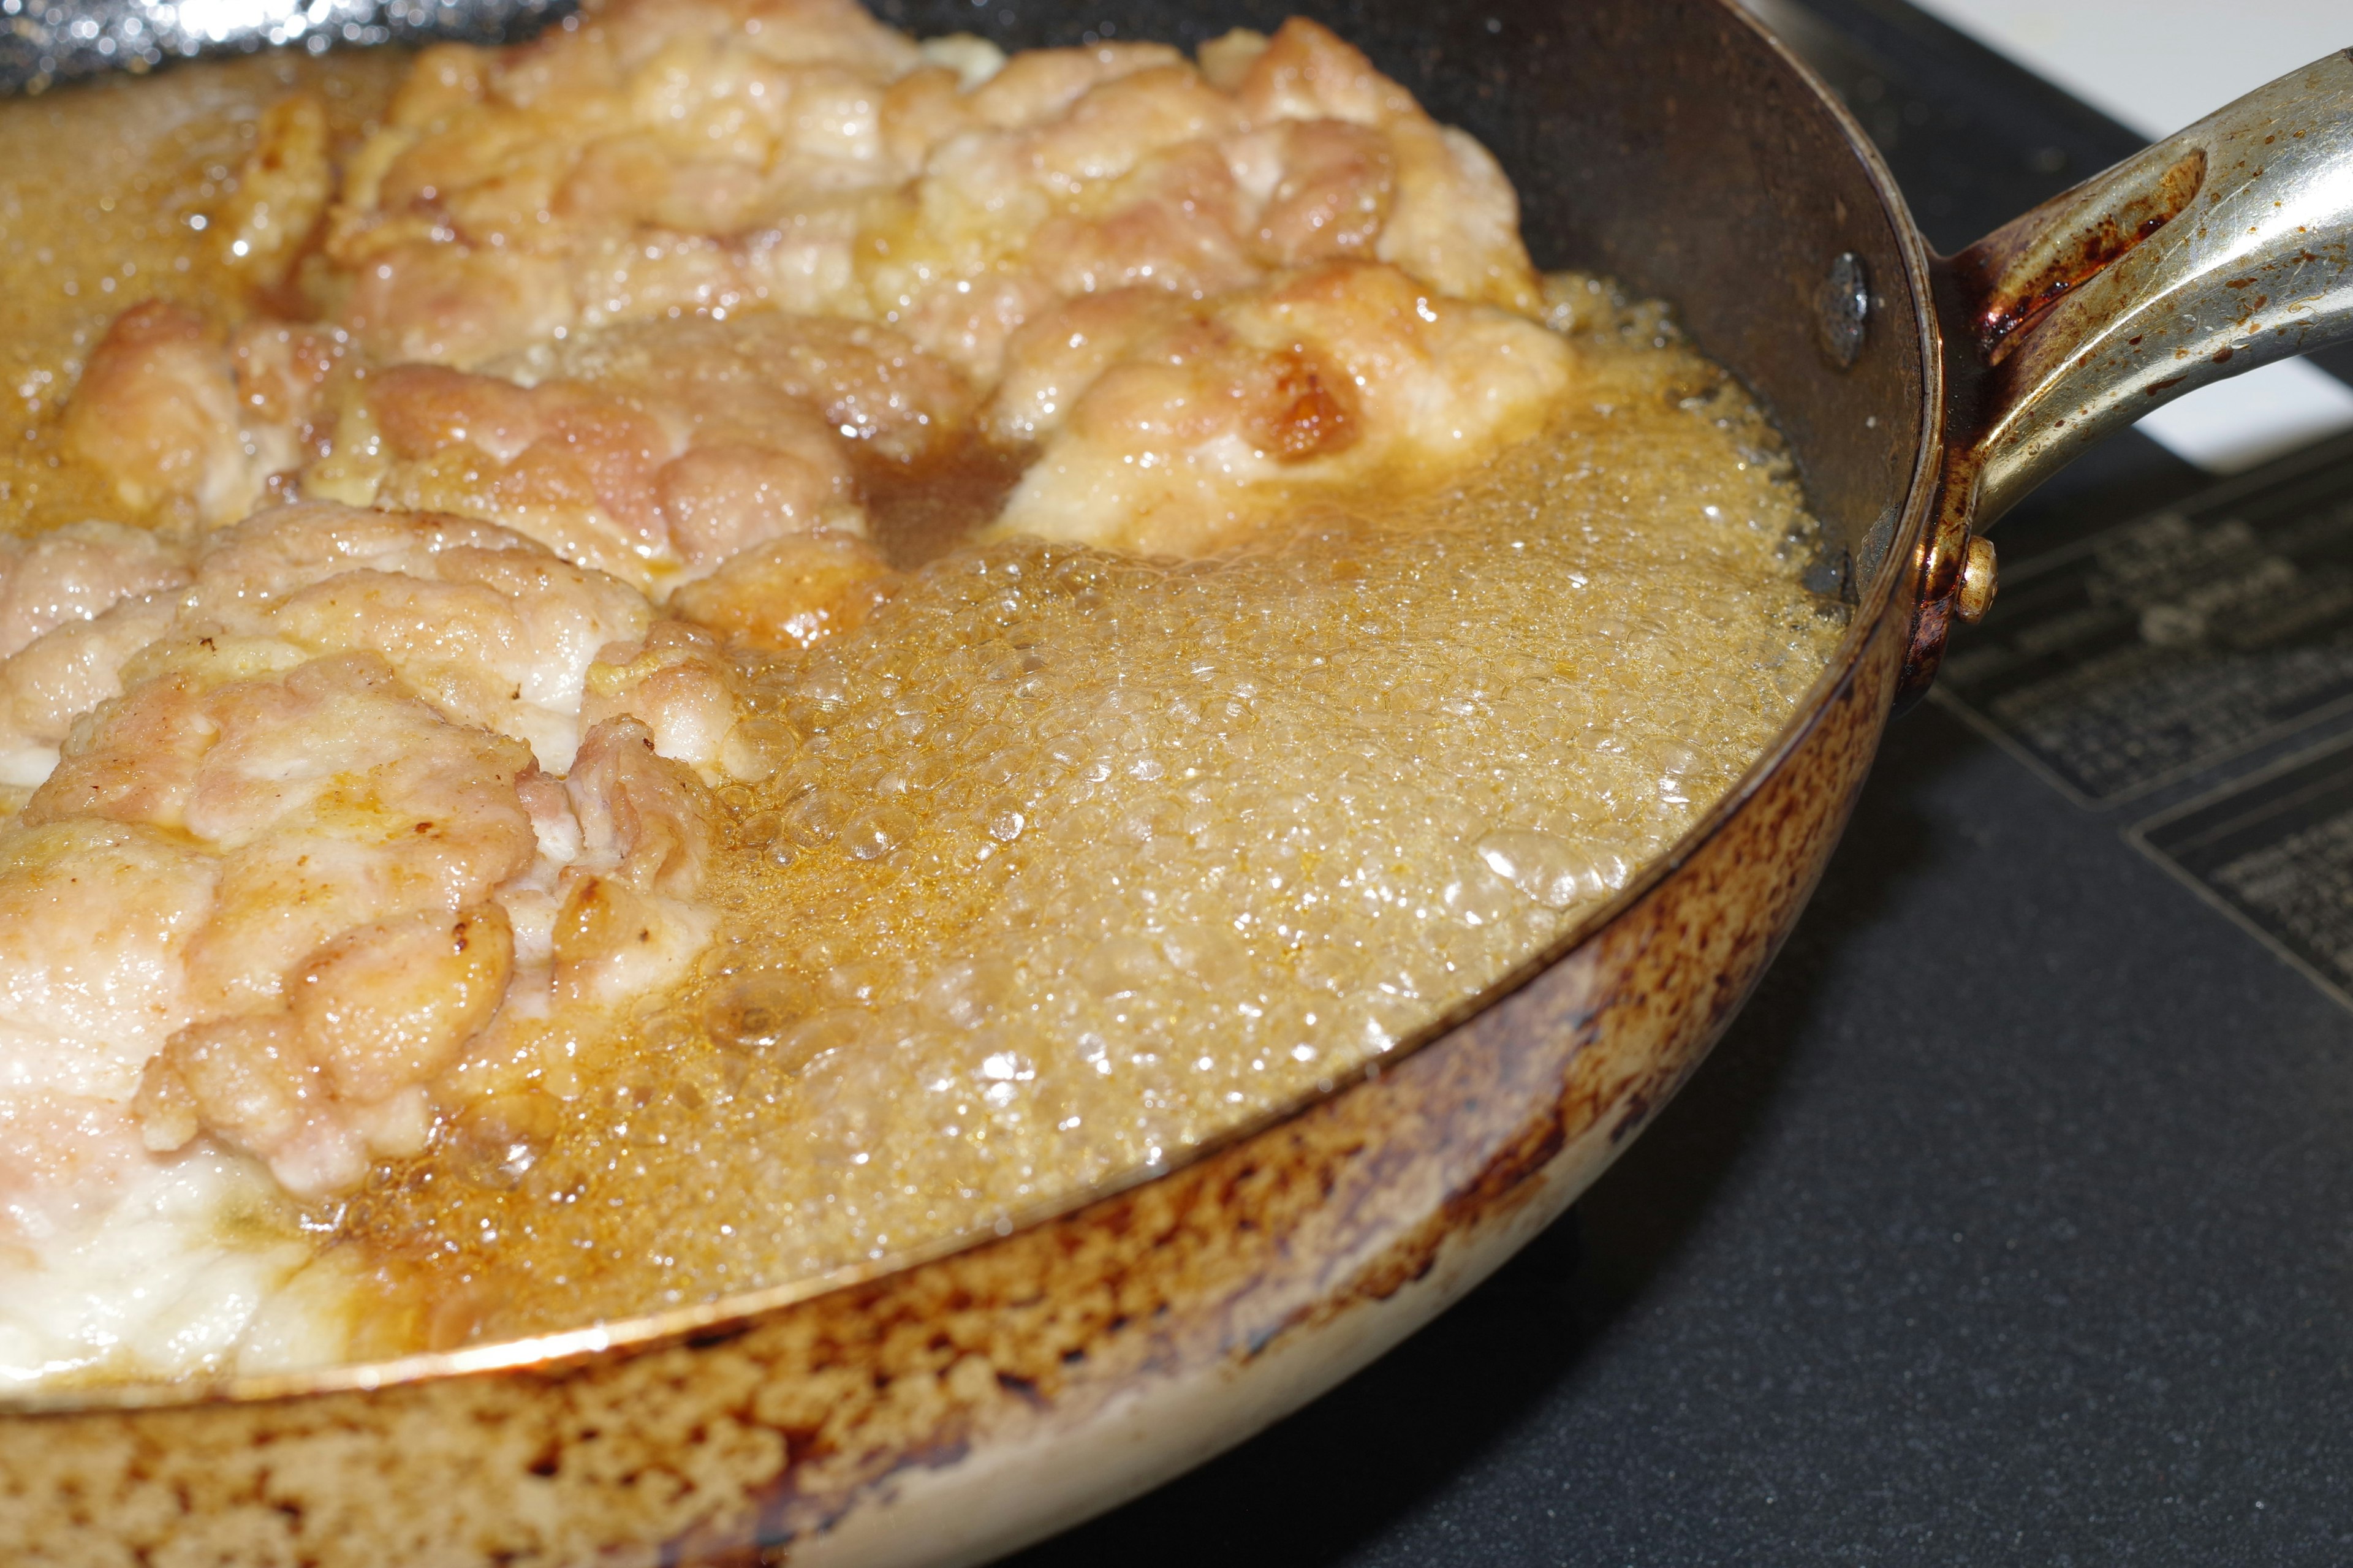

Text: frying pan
xmin=3 ymin=1 xmax=2349 ymax=1562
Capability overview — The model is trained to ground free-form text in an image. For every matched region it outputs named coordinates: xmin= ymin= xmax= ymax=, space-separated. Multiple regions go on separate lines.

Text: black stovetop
xmin=1004 ymin=2 xmax=2353 ymax=1562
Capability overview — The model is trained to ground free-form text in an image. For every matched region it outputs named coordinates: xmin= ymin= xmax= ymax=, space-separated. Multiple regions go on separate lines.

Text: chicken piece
xmin=864 ymin=56 xmax=1252 ymax=377
xmin=0 ymin=521 xmax=189 ymax=662
xmin=309 ymin=315 xmax=964 ymax=592
xmin=1027 ymin=137 xmax=1263 ymax=301
xmin=323 ymin=364 xmax=687 ymax=585
xmin=335 ymin=246 xmax=582 ymax=371
xmin=175 ymin=671 xmax=536 ymax=1021
xmin=322 ymin=0 xmax=929 ymax=367
xmin=485 ymin=768 xmax=585 ymax=979
xmin=29 ymin=652 xmax=540 ymax=996
xmin=294 ymin=907 xmax=516 ymax=1113
xmin=669 ymin=530 xmax=897 ymax=651
xmin=463 ymin=711 xmax=726 ymax=1074
xmin=0 ymin=819 xmax=221 ymax=1259
xmin=550 ymin=716 xmax=721 ymax=1007
xmin=214 ymin=94 xmax=333 ymax=287
xmin=4 ymin=648 xmax=537 ymax=1198
xmin=0 ymin=820 xmax=220 ymax=1105
xmin=986 ymin=262 xmax=1577 ymax=556
xmin=0 ymin=504 xmax=654 ymax=789
xmin=0 ymin=502 xmax=743 ymax=1266
xmin=1224 ymin=20 xmax=1539 ymax=313
xmin=0 ymin=598 xmax=180 ymax=789
xmin=186 ymin=502 xmax=546 ymax=603
xmin=0 ymin=609 xmax=731 ymax=1203
xmin=505 ymin=313 xmax=974 ymax=466
xmin=248 ymin=517 xmax=656 ymax=770
xmin=309 ymin=1 xmax=1539 ymax=389
xmin=962 ymin=40 xmax=1184 ymax=127
xmin=0 ymin=1108 xmax=320 ymax=1384
xmin=60 ymin=302 xmax=302 ymax=527
xmin=578 ymin=620 xmax=751 ymax=782
xmin=64 ymin=298 xmax=355 ymax=498
xmin=227 ymin=319 xmax=355 ymax=467
xmin=138 ymin=904 xmax=517 ymax=1197
xmin=58 ymin=302 xmax=360 ymax=531
xmin=980 ymin=289 xmax=1190 ymax=447
xmin=0 ymin=1091 xmax=153 ymax=1249
xmin=865 ymin=18 xmax=1541 ymax=378
xmin=330 ymin=360 xmax=839 ymax=589
xmin=1232 ymin=117 xmax=1396 ymax=265
xmin=0 ymin=499 xmax=786 ymax=802
xmin=653 ymin=441 xmax=854 ymax=570
xmin=1372 ymin=119 xmax=1538 ymax=316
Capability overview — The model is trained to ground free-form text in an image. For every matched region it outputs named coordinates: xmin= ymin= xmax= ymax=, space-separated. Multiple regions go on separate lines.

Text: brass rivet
xmin=1956 ymin=534 xmax=1998 ymax=623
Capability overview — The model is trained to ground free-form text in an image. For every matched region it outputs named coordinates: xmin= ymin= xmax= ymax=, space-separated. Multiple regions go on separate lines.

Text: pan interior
xmin=0 ymin=0 xmax=1930 ymax=1399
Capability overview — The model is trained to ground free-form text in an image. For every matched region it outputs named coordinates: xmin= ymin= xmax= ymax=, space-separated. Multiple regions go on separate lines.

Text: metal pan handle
xmin=1906 ymin=47 xmax=2353 ymax=690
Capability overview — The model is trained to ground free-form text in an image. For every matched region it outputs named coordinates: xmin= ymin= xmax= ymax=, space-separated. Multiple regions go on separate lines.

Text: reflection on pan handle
xmin=1904 ymin=48 xmax=2353 ymax=693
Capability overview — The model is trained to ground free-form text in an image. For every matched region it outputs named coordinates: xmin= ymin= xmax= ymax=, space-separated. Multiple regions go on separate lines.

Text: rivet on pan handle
xmin=1901 ymin=47 xmax=2353 ymax=697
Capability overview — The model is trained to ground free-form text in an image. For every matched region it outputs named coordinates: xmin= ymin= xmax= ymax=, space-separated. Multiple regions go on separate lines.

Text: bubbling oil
xmin=337 ymin=300 xmax=1850 ymax=1344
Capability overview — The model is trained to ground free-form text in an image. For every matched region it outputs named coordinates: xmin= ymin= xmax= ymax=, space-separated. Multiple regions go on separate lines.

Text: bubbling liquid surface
xmin=338 ymin=308 xmax=1847 ymax=1344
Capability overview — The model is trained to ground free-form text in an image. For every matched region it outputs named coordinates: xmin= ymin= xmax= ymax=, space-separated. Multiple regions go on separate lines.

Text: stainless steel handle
xmin=1904 ymin=48 xmax=2353 ymax=695
xmin=1952 ymin=47 xmax=2353 ymax=526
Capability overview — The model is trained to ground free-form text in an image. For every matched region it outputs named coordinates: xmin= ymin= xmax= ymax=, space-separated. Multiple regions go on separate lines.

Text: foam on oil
xmin=338 ymin=289 xmax=1849 ymax=1343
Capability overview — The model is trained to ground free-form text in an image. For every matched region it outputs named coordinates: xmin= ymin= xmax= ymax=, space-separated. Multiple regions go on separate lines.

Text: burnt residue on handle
xmin=1950 ymin=147 xmax=2208 ymax=365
